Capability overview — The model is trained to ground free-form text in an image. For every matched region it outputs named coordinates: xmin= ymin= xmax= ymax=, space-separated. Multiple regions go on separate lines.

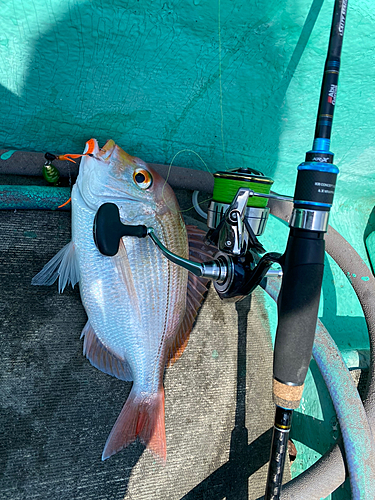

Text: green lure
xmin=42 ymin=163 xmax=60 ymax=185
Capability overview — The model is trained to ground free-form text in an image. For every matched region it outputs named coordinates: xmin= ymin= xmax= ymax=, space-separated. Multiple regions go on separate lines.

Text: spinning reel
xmin=205 ymin=168 xmax=289 ymax=299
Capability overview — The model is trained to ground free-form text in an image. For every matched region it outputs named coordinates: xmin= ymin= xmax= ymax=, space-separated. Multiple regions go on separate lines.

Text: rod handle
xmin=273 ymin=229 xmax=325 ymax=408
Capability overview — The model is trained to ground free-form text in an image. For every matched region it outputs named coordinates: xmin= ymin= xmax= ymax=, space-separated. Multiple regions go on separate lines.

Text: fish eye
xmin=133 ymin=168 xmax=152 ymax=189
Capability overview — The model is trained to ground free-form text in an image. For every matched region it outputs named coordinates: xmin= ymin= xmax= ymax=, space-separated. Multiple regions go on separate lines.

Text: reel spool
xmin=205 ymin=167 xmax=278 ymax=300
xmin=207 ymin=168 xmax=274 ymax=241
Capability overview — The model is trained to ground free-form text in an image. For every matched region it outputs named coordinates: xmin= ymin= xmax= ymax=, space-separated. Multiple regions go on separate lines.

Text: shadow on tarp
xmin=181 ymin=296 xmax=273 ymax=500
xmin=181 ymin=428 xmax=273 ymax=500
xmin=364 ymin=207 xmax=375 ymax=275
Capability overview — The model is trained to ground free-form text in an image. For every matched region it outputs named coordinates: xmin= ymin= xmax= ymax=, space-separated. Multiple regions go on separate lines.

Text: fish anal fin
xmin=102 ymin=386 xmax=166 ymax=463
xmin=167 ymin=226 xmax=217 ymax=367
xmin=81 ymin=321 xmax=133 ymax=382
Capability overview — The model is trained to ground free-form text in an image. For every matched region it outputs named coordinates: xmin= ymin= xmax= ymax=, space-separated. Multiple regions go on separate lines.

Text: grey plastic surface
xmin=0 ymin=184 xmax=289 ymax=500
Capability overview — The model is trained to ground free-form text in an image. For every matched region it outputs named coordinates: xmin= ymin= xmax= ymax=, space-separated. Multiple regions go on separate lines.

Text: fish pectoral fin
xmin=113 ymin=239 xmax=141 ymax=320
xmin=81 ymin=321 xmax=133 ymax=382
xmin=167 ymin=225 xmax=217 ymax=367
xmin=31 ymin=240 xmax=79 ymax=293
xmin=102 ymin=385 xmax=166 ymax=463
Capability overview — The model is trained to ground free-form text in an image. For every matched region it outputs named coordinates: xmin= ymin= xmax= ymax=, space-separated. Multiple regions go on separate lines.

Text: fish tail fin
xmin=102 ymin=385 xmax=166 ymax=463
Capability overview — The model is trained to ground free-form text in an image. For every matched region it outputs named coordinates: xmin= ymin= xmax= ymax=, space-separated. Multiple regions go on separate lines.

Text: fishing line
xmin=161 ymin=0 xmax=228 ymax=216
xmin=218 ymin=0 xmax=227 ymax=170
xmin=161 ymin=149 xmax=214 ymax=215
xmin=68 ymin=161 xmax=72 ymax=188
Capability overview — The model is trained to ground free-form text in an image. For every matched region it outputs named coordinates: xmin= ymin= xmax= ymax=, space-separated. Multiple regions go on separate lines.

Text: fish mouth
xmin=84 ymin=138 xmax=145 ymax=175
xmin=97 ymin=139 xmax=116 ymax=161
xmin=80 ymin=139 xmax=116 ymax=163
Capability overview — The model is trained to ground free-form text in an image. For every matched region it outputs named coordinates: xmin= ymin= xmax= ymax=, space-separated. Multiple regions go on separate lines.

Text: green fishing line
xmin=212 ymin=171 xmax=273 ymax=208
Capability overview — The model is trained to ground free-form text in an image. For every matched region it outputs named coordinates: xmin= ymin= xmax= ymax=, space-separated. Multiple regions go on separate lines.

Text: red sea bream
xmin=32 ymin=139 xmax=213 ymax=462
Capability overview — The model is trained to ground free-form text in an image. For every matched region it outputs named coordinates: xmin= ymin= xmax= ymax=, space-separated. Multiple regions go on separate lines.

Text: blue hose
xmin=0 ymin=185 xmax=71 ymax=210
xmin=262 ymin=277 xmax=375 ymax=498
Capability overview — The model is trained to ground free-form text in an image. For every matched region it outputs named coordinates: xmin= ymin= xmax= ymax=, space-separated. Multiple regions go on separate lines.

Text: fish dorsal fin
xmin=166 ymin=225 xmax=217 ymax=367
xmin=31 ymin=241 xmax=79 ymax=293
xmin=81 ymin=321 xmax=133 ymax=382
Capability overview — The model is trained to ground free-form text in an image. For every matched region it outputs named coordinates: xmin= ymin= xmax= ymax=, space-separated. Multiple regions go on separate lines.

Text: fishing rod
xmin=93 ymin=0 xmax=348 ymax=496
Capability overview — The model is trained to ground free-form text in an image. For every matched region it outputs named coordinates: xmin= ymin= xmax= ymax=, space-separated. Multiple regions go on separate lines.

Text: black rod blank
xmin=264 ymin=408 xmax=293 ymax=499
xmin=314 ymin=0 xmax=348 ymax=141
